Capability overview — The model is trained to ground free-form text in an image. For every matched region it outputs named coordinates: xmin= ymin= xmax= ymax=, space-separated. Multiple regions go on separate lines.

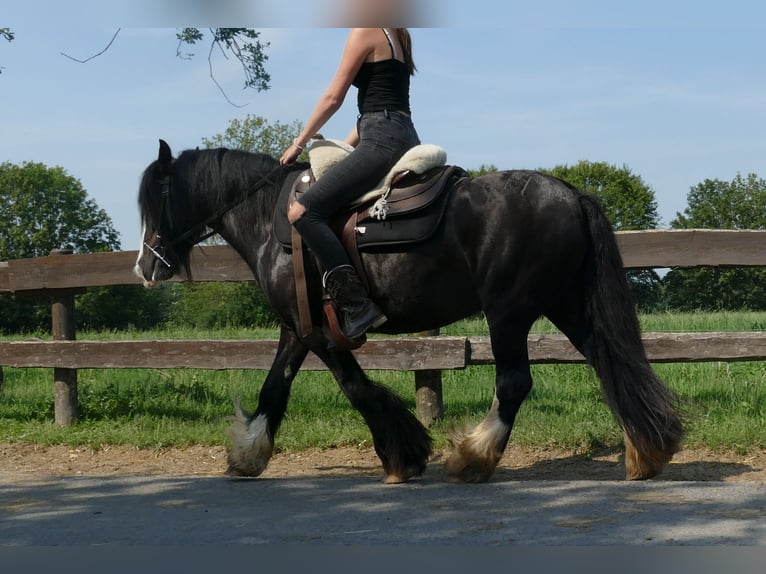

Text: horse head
xmin=134 ymin=139 xmax=194 ymax=287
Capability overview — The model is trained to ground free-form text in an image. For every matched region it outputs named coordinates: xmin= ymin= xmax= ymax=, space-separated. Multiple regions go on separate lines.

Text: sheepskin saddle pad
xmin=274 ymin=139 xmax=466 ymax=251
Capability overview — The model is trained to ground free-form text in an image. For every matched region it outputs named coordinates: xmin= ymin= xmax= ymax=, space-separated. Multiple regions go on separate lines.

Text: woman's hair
xmin=395 ymin=28 xmax=417 ymax=75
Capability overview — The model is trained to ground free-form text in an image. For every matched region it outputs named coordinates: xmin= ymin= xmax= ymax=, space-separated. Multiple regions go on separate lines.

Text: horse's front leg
xmin=311 ymin=345 xmax=433 ymax=483
xmin=226 ymin=325 xmax=309 ymax=477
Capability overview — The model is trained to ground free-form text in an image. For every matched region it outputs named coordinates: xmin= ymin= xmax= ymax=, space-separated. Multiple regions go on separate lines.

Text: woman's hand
xmin=279 ymin=143 xmax=303 ymax=166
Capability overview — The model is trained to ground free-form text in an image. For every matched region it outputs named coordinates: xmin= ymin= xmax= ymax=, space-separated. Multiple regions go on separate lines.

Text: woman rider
xmin=279 ymin=28 xmax=420 ymax=343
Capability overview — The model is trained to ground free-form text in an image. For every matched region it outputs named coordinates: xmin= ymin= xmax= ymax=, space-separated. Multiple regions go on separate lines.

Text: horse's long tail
xmin=578 ymin=193 xmax=683 ymax=479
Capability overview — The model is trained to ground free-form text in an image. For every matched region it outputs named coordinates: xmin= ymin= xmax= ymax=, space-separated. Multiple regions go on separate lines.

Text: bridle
xmin=143 ymin=164 xmax=286 ymax=269
xmin=142 ymin=175 xmax=174 ymax=269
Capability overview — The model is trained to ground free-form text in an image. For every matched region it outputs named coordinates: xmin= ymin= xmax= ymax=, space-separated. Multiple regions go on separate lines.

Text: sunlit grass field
xmin=1 ymin=312 xmax=764 ymax=453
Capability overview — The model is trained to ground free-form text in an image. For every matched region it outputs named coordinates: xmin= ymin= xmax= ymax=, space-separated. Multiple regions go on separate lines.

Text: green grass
xmin=1 ymin=312 xmax=765 ymax=453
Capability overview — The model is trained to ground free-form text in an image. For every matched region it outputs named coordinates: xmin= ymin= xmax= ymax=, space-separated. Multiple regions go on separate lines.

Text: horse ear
xmin=158 ymin=139 xmax=173 ymax=165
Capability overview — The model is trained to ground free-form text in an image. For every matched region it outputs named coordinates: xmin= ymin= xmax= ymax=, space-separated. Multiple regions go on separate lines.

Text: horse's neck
xmin=207 ymin=170 xmax=281 ymax=260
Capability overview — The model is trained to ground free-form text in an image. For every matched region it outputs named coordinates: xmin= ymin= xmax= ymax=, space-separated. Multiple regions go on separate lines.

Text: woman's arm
xmin=280 ymin=29 xmax=373 ymax=165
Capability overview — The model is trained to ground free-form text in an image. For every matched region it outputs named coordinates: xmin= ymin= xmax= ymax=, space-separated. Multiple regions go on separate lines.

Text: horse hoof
xmin=623 ymin=433 xmax=675 ymax=480
xmin=224 ymin=465 xmax=246 ymax=477
xmin=382 ymin=463 xmax=425 ymax=484
xmin=383 ymin=474 xmax=406 ymax=484
xmin=225 ymin=464 xmax=265 ymax=478
xmin=444 ymin=450 xmax=499 ymax=483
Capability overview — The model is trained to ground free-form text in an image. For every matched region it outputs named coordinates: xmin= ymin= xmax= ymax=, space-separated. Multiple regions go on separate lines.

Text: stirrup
xmin=322 ymin=264 xmax=355 ymax=289
xmin=322 ymin=294 xmax=366 ymax=351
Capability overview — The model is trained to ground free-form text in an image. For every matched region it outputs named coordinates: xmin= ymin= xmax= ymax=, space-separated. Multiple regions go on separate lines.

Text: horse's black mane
xmin=173 ymin=147 xmax=283 ymax=220
xmin=139 ymin=146 xmax=306 ymax=245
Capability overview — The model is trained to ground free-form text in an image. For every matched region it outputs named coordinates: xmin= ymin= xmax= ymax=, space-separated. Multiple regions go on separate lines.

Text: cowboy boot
xmin=323 ymin=265 xmax=387 ymax=341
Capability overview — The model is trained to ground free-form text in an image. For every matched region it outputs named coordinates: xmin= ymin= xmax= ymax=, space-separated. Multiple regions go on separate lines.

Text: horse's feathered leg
xmin=445 ymin=315 xmax=535 ymax=483
xmin=545 ymin=194 xmax=683 ymax=480
xmin=310 ymin=344 xmax=433 ymax=483
xmin=226 ymin=325 xmax=309 ymax=477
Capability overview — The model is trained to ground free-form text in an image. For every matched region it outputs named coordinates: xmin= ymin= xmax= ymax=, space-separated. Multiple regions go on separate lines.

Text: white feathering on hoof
xmin=444 ymin=398 xmax=509 ymax=483
xmin=226 ymin=401 xmax=273 ymax=477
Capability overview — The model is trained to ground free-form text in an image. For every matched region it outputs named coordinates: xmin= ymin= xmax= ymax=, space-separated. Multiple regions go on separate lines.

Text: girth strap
xmin=291 ymin=226 xmax=313 ymax=338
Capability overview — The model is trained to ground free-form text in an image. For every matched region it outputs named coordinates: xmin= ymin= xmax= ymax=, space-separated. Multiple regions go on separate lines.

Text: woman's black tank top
xmin=352 ymin=29 xmax=411 ymax=114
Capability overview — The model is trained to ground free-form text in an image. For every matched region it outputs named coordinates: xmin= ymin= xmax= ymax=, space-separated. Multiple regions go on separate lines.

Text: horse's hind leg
xmin=226 ymin=326 xmax=309 ymax=477
xmin=311 ymin=345 xmax=433 ymax=484
xmin=445 ymin=316 xmax=535 ymax=483
xmin=545 ymin=288 xmax=681 ymax=480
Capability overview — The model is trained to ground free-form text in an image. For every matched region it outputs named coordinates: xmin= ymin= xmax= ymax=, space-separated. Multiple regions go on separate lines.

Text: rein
xmin=163 ymin=164 xmax=285 ymax=249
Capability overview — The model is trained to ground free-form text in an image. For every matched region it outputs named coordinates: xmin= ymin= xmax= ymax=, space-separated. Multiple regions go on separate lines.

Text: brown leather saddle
xmin=274 ymin=164 xmax=465 ymax=254
xmin=273 ymin=164 xmax=466 ymax=347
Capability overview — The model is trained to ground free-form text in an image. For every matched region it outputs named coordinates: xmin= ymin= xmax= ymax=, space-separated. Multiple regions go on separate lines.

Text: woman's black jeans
xmin=293 ymin=110 xmax=420 ymax=272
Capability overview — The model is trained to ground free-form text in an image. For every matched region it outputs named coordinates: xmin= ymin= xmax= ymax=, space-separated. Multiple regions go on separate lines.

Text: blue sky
xmin=2 ymin=2 xmax=765 ymax=251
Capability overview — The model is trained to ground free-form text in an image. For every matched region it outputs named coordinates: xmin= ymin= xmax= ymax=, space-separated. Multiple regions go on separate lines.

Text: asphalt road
xmin=1 ymin=474 xmax=764 ymax=545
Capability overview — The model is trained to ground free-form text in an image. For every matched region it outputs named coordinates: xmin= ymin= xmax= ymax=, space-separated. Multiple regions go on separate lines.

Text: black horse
xmin=135 ymin=140 xmax=683 ymax=483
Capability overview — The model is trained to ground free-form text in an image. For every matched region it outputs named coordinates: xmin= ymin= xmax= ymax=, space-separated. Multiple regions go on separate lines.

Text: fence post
xmin=414 ymin=329 xmax=444 ymax=425
xmin=50 ymin=248 xmax=78 ymax=426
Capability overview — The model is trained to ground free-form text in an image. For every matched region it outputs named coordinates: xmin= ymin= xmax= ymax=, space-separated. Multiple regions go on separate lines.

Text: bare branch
xmin=207 ymin=38 xmax=247 ymax=108
xmin=61 ymin=28 xmax=121 ymax=63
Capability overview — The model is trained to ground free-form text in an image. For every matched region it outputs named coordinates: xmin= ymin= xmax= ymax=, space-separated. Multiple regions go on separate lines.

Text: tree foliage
xmin=0 ymin=161 xmax=124 ymax=333
xmin=169 ymin=283 xmax=277 ymax=329
xmin=177 ymin=28 xmax=270 ymax=94
xmin=673 ymin=173 xmax=766 ymax=230
xmin=664 ymin=173 xmax=766 ymax=311
xmin=0 ymin=162 xmax=120 ymax=259
xmin=466 ymin=164 xmax=498 ymax=177
xmin=202 ymin=114 xmax=302 ymax=157
xmin=76 ymin=285 xmax=174 ymax=332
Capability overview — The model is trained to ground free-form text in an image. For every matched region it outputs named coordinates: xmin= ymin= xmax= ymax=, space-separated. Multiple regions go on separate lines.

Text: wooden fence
xmin=1 ymin=230 xmax=765 ymax=425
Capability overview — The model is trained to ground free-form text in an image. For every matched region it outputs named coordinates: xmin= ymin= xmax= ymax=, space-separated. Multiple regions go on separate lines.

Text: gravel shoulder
xmin=1 ymin=443 xmax=764 ymax=482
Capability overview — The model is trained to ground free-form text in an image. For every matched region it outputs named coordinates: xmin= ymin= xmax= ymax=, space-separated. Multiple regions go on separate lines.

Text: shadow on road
xmin=2 ymin=461 xmax=765 ymax=545
xmin=416 ymin=448 xmax=758 ymax=483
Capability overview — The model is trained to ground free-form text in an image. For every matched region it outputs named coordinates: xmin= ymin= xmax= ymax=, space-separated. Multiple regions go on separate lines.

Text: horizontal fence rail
xmin=2 ymin=332 xmax=766 ymax=371
xmin=2 ymin=230 xmax=766 ymax=294
xmin=1 ymin=229 xmax=765 ymax=425
xmin=0 ymin=337 xmax=469 ymax=371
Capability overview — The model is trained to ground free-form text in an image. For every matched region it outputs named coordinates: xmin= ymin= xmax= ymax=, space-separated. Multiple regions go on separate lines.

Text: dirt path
xmin=1 ymin=443 xmax=764 ymax=482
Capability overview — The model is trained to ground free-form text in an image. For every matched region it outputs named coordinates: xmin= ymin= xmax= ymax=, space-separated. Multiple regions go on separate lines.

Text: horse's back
xmin=447 ymin=169 xmax=587 ymax=255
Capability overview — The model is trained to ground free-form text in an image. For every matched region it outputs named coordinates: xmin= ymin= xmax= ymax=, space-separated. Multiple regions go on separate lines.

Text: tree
xmin=663 ymin=173 xmax=766 ymax=310
xmin=0 ymin=162 xmax=119 ymax=259
xmin=541 ymin=161 xmax=663 ymax=311
xmin=467 ymin=164 xmax=498 ymax=177
xmin=168 ymin=282 xmax=277 ymax=329
xmin=176 ymin=28 xmax=270 ymax=96
xmin=201 ymin=114 xmax=302 ymax=157
xmin=0 ymin=161 xmax=173 ymax=333
xmin=0 ymin=162 xmax=121 ymax=333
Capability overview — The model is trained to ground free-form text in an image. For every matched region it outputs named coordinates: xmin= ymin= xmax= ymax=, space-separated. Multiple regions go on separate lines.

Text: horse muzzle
xmin=134 ymin=254 xmax=175 ymax=287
